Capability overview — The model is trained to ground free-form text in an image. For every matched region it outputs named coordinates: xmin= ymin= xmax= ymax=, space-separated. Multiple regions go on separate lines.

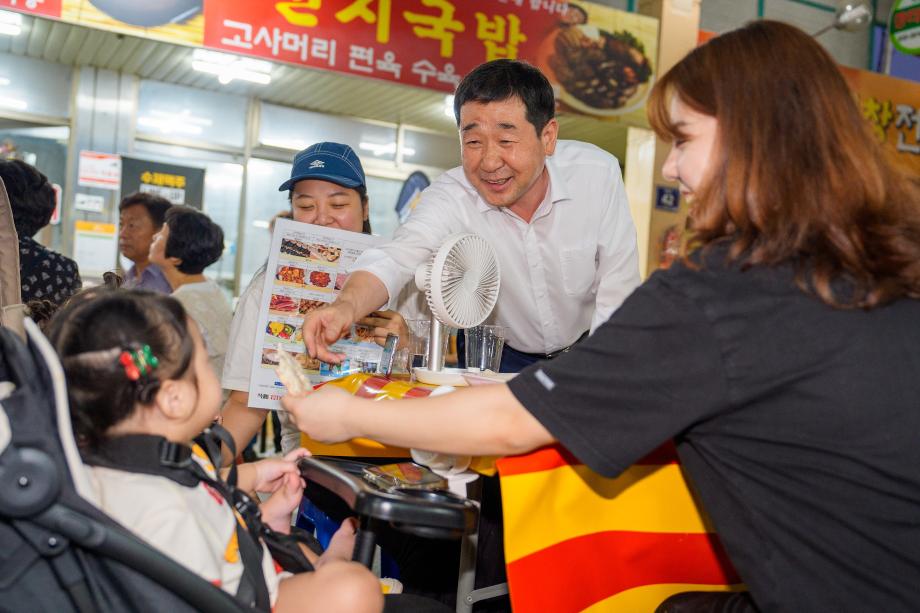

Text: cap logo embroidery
xmin=308 ymin=159 xmax=325 ymax=169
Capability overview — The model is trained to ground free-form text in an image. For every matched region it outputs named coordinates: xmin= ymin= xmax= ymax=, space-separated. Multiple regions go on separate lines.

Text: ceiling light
xmin=137 ymin=108 xmax=213 ymax=136
xmin=812 ymin=0 xmax=872 ymax=37
xmin=0 ymin=77 xmax=9 ymax=86
xmin=359 ymin=141 xmax=397 ymax=156
xmin=444 ymin=95 xmax=455 ymax=119
xmin=260 ymin=137 xmax=311 ymax=151
xmin=192 ymin=49 xmax=272 ymax=85
xmin=0 ymin=11 xmax=22 ymax=37
xmin=0 ymin=96 xmax=27 ymax=111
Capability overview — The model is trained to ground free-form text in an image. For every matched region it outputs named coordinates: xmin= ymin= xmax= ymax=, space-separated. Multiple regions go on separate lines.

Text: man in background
xmin=118 ymin=191 xmax=172 ymax=293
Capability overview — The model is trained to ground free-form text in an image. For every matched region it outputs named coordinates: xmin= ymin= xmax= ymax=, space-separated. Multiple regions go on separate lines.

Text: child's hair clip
xmin=119 ymin=345 xmax=160 ymax=381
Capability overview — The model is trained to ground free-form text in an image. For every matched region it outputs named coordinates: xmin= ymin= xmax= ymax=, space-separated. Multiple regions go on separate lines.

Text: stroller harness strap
xmin=82 ymin=434 xmax=272 ymax=611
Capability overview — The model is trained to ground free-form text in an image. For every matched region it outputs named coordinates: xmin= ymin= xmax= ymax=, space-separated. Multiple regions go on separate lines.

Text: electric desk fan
xmin=412 ymin=233 xmax=500 ymax=386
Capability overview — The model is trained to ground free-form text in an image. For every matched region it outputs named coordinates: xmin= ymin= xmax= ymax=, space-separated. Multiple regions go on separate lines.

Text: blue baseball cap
xmin=278 ymin=142 xmax=366 ymax=192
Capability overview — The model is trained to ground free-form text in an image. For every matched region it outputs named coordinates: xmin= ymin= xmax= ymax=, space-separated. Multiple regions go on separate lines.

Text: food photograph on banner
xmin=536 ymin=3 xmax=658 ymax=123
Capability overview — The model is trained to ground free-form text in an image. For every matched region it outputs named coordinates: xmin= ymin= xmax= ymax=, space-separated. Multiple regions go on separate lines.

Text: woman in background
xmin=149 ymin=206 xmax=232 ymax=377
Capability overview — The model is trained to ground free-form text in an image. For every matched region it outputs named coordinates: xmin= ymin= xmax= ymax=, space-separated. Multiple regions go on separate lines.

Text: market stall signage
xmin=841 ymin=65 xmax=920 ymax=175
xmin=77 ymin=150 xmax=121 ymax=190
xmin=889 ymin=0 xmax=920 ymax=55
xmin=120 ymin=157 xmax=205 ymax=208
xmin=3 ymin=1 xmax=657 ymax=123
xmin=203 ymin=0 xmax=658 ymax=122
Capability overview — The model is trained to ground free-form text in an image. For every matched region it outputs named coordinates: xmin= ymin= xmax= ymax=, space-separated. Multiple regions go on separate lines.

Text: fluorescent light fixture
xmin=359 ymin=141 xmax=397 ymax=156
xmin=252 ymin=219 xmax=270 ymax=229
xmin=0 ymin=11 xmax=22 ymax=37
xmin=192 ymin=49 xmax=272 ymax=85
xmin=0 ymin=77 xmax=10 ymax=86
xmin=76 ymin=94 xmax=129 ymax=113
xmin=137 ymin=108 xmax=213 ymax=137
xmin=0 ymin=96 xmax=27 ymax=111
xmin=444 ymin=94 xmax=455 ymax=119
xmin=261 ymin=137 xmax=311 ymax=151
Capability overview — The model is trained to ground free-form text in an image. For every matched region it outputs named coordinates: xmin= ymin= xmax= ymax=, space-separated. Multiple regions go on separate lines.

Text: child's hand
xmin=317 ymin=518 xmax=358 ymax=566
xmin=259 ymin=472 xmax=306 ymax=535
xmin=250 ymin=448 xmax=310 ymax=493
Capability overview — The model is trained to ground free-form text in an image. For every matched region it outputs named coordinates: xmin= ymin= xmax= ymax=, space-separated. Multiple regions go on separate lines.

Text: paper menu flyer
xmin=248 ymin=218 xmax=385 ymax=410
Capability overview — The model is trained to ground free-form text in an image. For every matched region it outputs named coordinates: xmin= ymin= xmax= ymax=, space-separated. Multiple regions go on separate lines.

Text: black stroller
xmin=0 ymin=180 xmax=476 ymax=612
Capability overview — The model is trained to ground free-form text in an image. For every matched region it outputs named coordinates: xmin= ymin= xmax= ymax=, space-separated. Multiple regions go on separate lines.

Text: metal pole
xmin=428 ymin=318 xmax=446 ymax=372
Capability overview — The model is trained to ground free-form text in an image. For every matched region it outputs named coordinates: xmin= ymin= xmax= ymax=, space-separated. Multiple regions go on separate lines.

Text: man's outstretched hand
xmin=301 ymin=301 xmax=357 ymax=363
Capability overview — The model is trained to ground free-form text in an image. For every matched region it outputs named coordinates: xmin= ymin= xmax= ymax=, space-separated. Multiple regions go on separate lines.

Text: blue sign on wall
xmin=655 ymin=185 xmax=680 ymax=212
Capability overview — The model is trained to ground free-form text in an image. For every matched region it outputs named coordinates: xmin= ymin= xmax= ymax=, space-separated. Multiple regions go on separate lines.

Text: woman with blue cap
xmin=220 ymin=142 xmax=410 ymax=458
xmin=220 ymin=143 xmax=456 ymax=607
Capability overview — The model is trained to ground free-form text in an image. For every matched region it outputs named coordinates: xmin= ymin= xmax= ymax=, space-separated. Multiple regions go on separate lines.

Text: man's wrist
xmin=335 ymin=294 xmax=360 ymax=322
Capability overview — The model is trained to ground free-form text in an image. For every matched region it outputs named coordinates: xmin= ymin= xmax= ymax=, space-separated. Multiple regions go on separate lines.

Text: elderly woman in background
xmin=149 ymin=206 xmax=232 ymax=377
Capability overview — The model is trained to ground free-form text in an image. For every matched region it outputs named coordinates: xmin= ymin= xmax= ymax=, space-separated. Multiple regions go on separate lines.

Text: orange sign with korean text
xmin=840 ymin=66 xmax=920 ymax=175
xmin=203 ymin=0 xmax=657 ymax=121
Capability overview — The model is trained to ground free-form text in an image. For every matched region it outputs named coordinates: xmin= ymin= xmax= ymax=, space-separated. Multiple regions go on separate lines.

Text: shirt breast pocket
xmin=559 ymin=245 xmax=597 ymax=296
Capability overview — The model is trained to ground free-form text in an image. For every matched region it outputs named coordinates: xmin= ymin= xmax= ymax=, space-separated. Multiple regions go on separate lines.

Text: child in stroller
xmin=46 ymin=289 xmax=383 ymax=613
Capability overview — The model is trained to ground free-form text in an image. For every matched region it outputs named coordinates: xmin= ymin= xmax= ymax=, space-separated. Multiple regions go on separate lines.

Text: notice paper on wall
xmin=72 ymin=220 xmax=117 ymax=276
xmin=248 ymin=218 xmax=385 ymax=410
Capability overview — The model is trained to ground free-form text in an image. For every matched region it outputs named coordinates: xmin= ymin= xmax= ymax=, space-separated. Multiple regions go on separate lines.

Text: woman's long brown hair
xmin=648 ymin=20 xmax=920 ymax=308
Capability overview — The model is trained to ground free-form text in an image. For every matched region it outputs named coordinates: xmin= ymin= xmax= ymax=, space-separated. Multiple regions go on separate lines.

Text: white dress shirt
xmin=351 ymin=140 xmax=641 ymax=355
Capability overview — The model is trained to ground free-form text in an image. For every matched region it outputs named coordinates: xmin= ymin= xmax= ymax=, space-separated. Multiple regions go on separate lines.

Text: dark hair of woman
xmin=0 ymin=159 xmax=56 ymax=237
xmin=647 ymin=20 xmax=920 ymax=308
xmin=163 ymin=206 xmax=225 ymax=275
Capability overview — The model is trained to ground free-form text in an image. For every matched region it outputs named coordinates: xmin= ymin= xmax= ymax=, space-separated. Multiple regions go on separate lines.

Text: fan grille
xmin=419 ymin=234 xmax=501 ymax=329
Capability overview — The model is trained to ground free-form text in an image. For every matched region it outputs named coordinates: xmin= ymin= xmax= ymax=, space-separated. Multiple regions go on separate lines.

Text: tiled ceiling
xmin=0 ymin=13 xmax=633 ymax=157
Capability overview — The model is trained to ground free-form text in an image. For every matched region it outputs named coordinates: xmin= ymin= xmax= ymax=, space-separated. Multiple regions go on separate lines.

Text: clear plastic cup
xmin=464 ymin=325 xmax=506 ymax=372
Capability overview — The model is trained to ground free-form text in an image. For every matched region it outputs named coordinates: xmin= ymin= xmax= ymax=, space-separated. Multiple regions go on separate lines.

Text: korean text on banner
xmin=203 ymin=1 xmax=657 ymax=122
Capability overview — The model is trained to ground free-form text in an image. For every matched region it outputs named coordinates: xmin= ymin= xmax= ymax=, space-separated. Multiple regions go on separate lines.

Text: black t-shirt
xmin=19 ymin=236 xmax=82 ymax=306
xmin=508 ymin=246 xmax=920 ymax=612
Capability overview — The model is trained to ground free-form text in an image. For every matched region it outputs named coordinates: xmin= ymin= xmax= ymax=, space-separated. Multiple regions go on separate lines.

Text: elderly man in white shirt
xmin=303 ymin=59 xmax=640 ymax=373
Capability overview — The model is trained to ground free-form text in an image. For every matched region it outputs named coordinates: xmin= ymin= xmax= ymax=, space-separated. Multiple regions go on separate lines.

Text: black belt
xmin=507 ymin=330 xmax=588 ymax=361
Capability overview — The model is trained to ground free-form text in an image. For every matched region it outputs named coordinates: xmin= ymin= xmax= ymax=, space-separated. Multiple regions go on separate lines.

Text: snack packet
xmin=275 ymin=344 xmax=311 ymax=397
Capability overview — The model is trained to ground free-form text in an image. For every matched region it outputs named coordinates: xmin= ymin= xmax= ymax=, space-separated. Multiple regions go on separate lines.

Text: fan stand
xmin=412 ymin=233 xmax=501 ymax=387
xmin=427 ymin=318 xmax=447 ymax=372
xmin=413 ymin=320 xmax=469 ymax=386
